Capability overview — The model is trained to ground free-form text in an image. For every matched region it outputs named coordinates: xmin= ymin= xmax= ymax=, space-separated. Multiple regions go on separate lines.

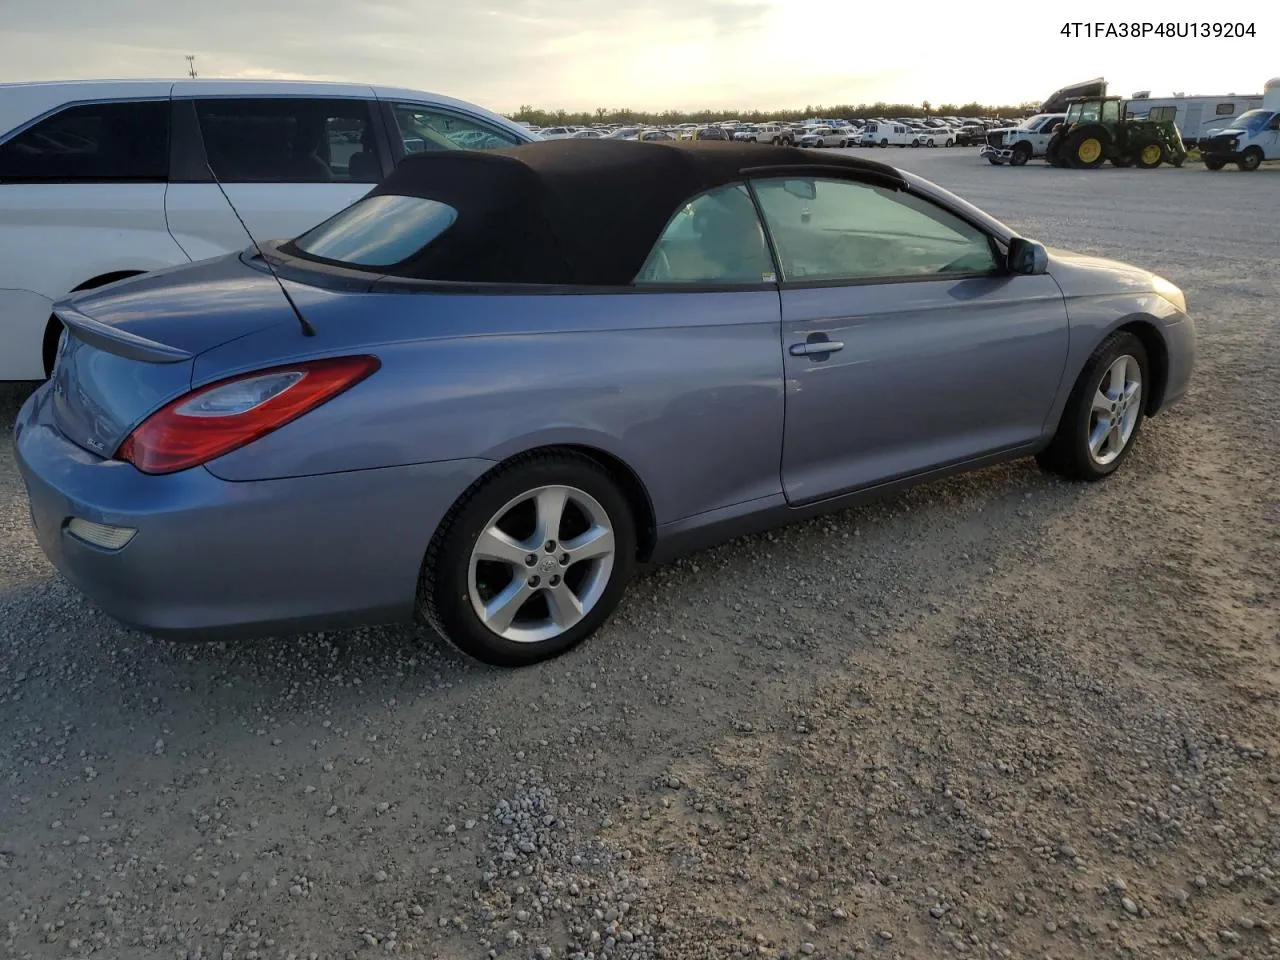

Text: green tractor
xmin=1045 ymin=96 xmax=1188 ymax=170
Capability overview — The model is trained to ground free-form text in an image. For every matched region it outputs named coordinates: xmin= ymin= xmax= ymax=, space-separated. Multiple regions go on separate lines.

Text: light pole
xmin=185 ymin=55 xmax=197 ymax=79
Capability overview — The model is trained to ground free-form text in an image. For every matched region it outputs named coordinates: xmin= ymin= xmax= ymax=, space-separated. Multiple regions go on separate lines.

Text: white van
xmin=859 ymin=122 xmax=914 ymax=147
xmin=1198 ymin=77 xmax=1280 ymax=171
xmin=0 ymin=79 xmax=536 ymax=380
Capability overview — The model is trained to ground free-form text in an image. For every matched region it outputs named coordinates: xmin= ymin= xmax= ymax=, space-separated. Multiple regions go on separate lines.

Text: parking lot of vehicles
xmin=0 ymin=79 xmax=535 ymax=382
xmin=1 ymin=146 xmax=1276 ymax=960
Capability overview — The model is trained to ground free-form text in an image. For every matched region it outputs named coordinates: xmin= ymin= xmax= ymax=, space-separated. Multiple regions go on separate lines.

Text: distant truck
xmin=1198 ymin=77 xmax=1280 ymax=171
xmin=979 ymin=114 xmax=1067 ymax=165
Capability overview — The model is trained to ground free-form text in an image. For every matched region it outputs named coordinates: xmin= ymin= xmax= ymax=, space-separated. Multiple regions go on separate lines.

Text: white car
xmin=0 ymin=79 xmax=536 ymax=381
xmin=797 ymin=126 xmax=843 ymax=148
xmin=910 ymin=126 xmax=956 ymax=148
xmin=733 ymin=123 xmax=792 ymax=144
xmin=859 ymin=121 xmax=916 ymax=147
xmin=978 ymin=113 xmax=1067 ymax=165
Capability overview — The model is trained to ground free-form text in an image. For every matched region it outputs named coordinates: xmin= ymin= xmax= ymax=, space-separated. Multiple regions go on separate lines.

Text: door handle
xmin=789 ymin=340 xmax=844 ymax=357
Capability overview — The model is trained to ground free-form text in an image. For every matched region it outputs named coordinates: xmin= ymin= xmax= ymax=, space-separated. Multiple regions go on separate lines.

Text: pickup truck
xmin=979 ymin=114 xmax=1067 ymax=165
xmin=1199 ymin=108 xmax=1280 ymax=171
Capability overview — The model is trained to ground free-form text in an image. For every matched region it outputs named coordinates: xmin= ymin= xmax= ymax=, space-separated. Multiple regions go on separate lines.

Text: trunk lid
xmin=50 ymin=252 xmax=300 ymax=457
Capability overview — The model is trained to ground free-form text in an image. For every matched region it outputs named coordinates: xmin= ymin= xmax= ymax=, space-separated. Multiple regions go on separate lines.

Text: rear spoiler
xmin=54 ymin=303 xmax=193 ymax=364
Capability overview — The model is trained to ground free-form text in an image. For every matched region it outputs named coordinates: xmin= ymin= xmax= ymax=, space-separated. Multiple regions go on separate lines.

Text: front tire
xmin=1036 ymin=331 xmax=1149 ymax=482
xmin=1203 ymin=156 xmax=1226 ymax=170
xmin=419 ymin=452 xmax=637 ymax=666
xmin=1134 ymin=143 xmax=1164 ymax=168
xmin=1009 ymin=142 xmax=1032 ymax=166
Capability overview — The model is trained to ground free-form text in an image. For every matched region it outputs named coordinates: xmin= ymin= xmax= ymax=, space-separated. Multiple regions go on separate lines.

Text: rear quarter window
xmin=292 ymin=194 xmax=457 ymax=266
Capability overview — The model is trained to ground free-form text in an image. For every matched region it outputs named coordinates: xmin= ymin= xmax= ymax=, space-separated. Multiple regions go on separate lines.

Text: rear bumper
xmin=14 ymin=384 xmax=493 ymax=640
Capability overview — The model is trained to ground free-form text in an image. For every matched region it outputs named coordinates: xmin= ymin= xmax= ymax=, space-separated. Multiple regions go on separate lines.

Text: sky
xmin=0 ymin=0 xmax=1274 ymax=115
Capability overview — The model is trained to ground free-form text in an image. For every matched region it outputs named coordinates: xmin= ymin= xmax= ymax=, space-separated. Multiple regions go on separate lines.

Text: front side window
xmin=751 ymin=177 xmax=998 ymax=283
xmin=292 ymin=194 xmax=457 ymax=266
xmin=1101 ymin=101 xmax=1121 ymax=123
xmin=635 ymin=184 xmax=775 ymax=285
xmin=1233 ymin=110 xmax=1275 ymax=133
xmin=195 ymin=98 xmax=377 ymax=183
xmin=0 ymin=100 xmax=169 ymax=182
xmin=1148 ymin=106 xmax=1176 ymax=122
xmin=392 ymin=104 xmax=520 ymax=154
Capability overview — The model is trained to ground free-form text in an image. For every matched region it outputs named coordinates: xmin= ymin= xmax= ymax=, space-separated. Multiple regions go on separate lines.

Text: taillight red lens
xmin=117 ymin=355 xmax=380 ymax=474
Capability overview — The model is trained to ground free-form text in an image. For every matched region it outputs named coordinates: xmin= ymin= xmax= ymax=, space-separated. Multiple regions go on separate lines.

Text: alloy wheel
xmin=1088 ymin=355 xmax=1143 ymax=465
xmin=467 ymin=484 xmax=616 ymax=644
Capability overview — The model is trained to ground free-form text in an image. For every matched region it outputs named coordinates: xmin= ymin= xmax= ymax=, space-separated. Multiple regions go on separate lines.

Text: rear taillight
xmin=116 ymin=355 xmax=380 ymax=474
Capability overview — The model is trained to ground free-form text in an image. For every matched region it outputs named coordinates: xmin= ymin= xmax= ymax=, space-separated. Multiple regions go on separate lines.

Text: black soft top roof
xmin=323 ymin=139 xmax=906 ymax=286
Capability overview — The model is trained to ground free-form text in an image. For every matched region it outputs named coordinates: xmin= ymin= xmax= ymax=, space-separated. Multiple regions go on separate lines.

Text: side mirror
xmin=783 ymin=179 xmax=817 ymax=200
xmin=1008 ymin=237 xmax=1048 ymax=275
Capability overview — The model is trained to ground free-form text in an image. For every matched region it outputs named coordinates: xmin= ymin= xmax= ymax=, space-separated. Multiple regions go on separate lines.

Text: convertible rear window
xmin=292 ymin=194 xmax=457 ymax=266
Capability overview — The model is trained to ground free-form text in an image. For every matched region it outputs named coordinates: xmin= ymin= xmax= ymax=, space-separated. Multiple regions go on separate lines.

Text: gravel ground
xmin=2 ymin=148 xmax=1278 ymax=960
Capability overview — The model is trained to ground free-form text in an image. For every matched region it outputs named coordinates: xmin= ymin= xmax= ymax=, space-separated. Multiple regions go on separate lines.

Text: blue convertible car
xmin=14 ymin=140 xmax=1195 ymax=666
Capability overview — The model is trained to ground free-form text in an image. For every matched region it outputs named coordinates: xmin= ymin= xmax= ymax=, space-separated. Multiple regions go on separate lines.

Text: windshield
xmin=1231 ymin=109 xmax=1273 ymax=133
xmin=292 ymin=194 xmax=457 ymax=266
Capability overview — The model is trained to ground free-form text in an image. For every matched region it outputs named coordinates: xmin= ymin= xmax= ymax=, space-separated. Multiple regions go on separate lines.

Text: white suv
xmin=0 ymin=79 xmax=536 ymax=380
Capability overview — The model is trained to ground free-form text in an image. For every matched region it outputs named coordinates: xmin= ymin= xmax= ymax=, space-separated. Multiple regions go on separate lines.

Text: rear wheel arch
xmin=438 ymin=444 xmax=658 ymax=564
xmin=42 ymin=270 xmax=149 ymax=375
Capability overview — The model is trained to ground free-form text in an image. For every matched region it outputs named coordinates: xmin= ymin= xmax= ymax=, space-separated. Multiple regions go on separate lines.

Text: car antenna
xmin=205 ymin=161 xmax=316 ymax=337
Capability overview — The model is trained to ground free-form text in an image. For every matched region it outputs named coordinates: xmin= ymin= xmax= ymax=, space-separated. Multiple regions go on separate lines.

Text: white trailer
xmin=1126 ymin=90 xmax=1264 ymax=146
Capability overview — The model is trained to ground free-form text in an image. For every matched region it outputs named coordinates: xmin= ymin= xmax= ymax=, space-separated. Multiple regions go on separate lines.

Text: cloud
xmin=0 ymin=1 xmax=1272 ymax=113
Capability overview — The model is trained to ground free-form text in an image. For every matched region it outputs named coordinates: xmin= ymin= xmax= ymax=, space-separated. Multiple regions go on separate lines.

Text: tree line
xmin=509 ymin=101 xmax=1043 ymax=127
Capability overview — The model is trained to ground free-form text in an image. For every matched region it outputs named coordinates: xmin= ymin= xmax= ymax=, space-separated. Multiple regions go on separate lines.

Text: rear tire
xmin=1066 ymin=125 xmax=1109 ymax=168
xmin=1036 ymin=331 xmax=1149 ymax=482
xmin=1238 ymin=147 xmax=1263 ymax=171
xmin=418 ymin=452 xmax=637 ymax=667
